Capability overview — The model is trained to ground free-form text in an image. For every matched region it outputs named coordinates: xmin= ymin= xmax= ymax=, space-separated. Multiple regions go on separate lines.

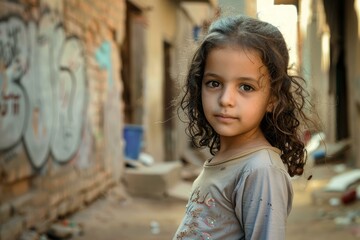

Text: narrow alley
xmin=1 ymin=0 xmax=360 ymax=240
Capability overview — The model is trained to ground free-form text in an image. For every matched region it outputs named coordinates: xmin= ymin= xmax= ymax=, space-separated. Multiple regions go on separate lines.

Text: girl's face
xmin=201 ymin=46 xmax=274 ymax=147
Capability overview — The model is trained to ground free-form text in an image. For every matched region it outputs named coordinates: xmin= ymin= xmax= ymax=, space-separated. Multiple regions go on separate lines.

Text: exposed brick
xmin=23 ymin=206 xmax=47 ymax=229
xmin=65 ymin=19 xmax=84 ymax=37
xmin=0 ymin=203 xmax=11 ymax=225
xmin=5 ymin=179 xmax=30 ymax=199
xmin=0 ymin=2 xmax=24 ymax=16
xmin=30 ymin=190 xmax=48 ymax=207
xmin=0 ymin=0 xmax=126 ymax=235
xmin=65 ymin=0 xmax=79 ymax=10
xmin=11 ymin=192 xmax=33 ymax=214
xmin=1 ymin=151 xmax=32 ymax=184
xmin=48 ymin=191 xmax=62 ymax=207
xmin=0 ymin=216 xmax=24 ymax=240
xmin=77 ymin=1 xmax=98 ymax=20
xmin=84 ymin=186 xmax=98 ymax=204
xmin=57 ymin=200 xmax=68 ymax=217
xmin=47 ymin=207 xmax=58 ymax=222
xmin=66 ymin=195 xmax=84 ymax=214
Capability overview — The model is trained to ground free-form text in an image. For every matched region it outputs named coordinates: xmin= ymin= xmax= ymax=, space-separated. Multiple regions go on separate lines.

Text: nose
xmin=219 ymin=86 xmax=236 ymax=107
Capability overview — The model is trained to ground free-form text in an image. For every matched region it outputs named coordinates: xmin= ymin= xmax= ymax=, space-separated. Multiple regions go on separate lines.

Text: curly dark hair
xmin=179 ymin=15 xmax=311 ymax=177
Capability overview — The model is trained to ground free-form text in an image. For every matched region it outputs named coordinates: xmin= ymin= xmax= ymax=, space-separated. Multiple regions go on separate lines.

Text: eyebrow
xmin=203 ymin=72 xmax=260 ymax=83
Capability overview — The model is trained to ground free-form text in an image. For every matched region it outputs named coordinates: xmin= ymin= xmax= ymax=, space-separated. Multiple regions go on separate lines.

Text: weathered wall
xmin=298 ymin=0 xmax=334 ymax=138
xmin=130 ymin=0 xmax=216 ymax=162
xmin=142 ymin=0 xmax=177 ymax=162
xmin=345 ymin=0 xmax=360 ymax=167
xmin=0 ymin=0 xmax=125 ymax=239
xmin=299 ymin=0 xmax=360 ymax=167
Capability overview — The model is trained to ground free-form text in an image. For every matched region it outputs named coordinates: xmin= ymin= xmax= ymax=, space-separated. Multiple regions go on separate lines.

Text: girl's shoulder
xmin=241 ymin=147 xmax=289 ymax=175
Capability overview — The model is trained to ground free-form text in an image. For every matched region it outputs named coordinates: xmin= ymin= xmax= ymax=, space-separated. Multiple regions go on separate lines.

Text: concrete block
xmin=123 ymin=161 xmax=182 ymax=198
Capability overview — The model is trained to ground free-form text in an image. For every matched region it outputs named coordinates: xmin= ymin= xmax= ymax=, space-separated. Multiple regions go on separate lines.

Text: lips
xmin=214 ymin=114 xmax=238 ymax=122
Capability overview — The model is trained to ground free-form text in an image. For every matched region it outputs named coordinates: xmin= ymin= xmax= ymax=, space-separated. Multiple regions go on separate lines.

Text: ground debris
xmin=46 ymin=220 xmax=83 ymax=239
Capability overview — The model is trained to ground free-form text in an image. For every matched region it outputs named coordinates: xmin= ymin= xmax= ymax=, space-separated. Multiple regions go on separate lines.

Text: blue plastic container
xmin=123 ymin=125 xmax=144 ymax=160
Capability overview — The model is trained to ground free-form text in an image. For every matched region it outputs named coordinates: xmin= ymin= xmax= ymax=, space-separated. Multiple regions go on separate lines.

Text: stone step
xmin=123 ymin=161 xmax=182 ymax=198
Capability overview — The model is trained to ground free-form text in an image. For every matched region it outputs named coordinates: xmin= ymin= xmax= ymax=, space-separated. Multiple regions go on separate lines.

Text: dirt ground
xmin=68 ymin=164 xmax=360 ymax=240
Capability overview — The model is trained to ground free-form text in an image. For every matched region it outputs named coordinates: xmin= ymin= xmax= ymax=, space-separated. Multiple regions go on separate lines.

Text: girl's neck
xmin=212 ymin=133 xmax=271 ymax=163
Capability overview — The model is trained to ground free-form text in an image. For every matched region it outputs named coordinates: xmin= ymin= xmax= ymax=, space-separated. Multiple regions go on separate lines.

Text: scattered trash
xmin=325 ymin=169 xmax=360 ymax=192
xmin=47 ymin=220 xmax=83 ymax=239
xmin=139 ymin=152 xmax=154 ymax=166
xmin=341 ymin=189 xmax=357 ymax=205
xmin=334 ymin=216 xmax=353 ymax=225
xmin=329 ymin=197 xmax=341 ymax=206
xmin=39 ymin=235 xmax=48 ymax=240
xmin=125 ymin=152 xmax=154 ymax=168
xmin=125 ymin=159 xmax=144 ymax=168
xmin=333 ymin=164 xmax=347 ymax=173
xmin=334 ymin=211 xmax=360 ymax=226
xmin=150 ymin=220 xmax=160 ymax=234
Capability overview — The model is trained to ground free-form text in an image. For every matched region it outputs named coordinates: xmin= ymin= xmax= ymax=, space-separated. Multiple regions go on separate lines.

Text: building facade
xmin=0 ymin=0 xmax=217 ymax=238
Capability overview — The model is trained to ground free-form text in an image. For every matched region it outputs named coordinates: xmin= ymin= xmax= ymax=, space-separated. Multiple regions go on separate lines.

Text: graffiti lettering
xmin=0 ymin=25 xmax=21 ymax=67
xmin=0 ymin=93 xmax=20 ymax=116
xmin=0 ymin=13 xmax=87 ymax=168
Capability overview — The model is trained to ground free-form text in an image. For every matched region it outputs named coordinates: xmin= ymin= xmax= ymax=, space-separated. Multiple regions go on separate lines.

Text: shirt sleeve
xmin=234 ymin=165 xmax=293 ymax=240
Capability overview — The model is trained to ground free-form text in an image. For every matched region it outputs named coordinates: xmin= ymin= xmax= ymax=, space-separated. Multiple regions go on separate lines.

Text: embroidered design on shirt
xmin=176 ymin=187 xmax=217 ymax=240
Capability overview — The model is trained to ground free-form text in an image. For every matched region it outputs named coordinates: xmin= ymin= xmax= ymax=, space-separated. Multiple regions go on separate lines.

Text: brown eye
xmin=206 ymin=80 xmax=220 ymax=88
xmin=240 ymin=84 xmax=254 ymax=92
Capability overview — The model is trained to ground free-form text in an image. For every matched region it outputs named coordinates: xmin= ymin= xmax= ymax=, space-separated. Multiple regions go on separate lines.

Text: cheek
xmin=201 ymin=88 xmax=210 ymax=105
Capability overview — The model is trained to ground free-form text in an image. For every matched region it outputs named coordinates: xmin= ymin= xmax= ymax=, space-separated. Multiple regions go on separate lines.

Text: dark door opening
xmin=121 ymin=2 xmax=146 ymax=124
xmin=323 ymin=0 xmax=349 ymax=140
xmin=163 ymin=41 xmax=175 ymax=161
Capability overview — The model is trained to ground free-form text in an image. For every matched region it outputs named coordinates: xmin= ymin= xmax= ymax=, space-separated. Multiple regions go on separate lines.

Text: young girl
xmin=174 ymin=15 xmax=310 ymax=240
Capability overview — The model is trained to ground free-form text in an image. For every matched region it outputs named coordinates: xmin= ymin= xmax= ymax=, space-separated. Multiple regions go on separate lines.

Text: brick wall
xmin=0 ymin=0 xmax=125 ymax=239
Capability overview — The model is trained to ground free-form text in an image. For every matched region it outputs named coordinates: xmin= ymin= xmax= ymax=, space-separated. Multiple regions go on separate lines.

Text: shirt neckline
xmin=205 ymin=145 xmax=281 ymax=166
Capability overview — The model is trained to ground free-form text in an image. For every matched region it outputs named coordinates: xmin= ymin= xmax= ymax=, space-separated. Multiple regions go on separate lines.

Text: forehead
xmin=205 ymin=46 xmax=268 ymax=77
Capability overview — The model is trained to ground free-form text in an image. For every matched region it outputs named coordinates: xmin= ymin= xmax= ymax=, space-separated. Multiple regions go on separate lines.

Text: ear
xmin=266 ymin=95 xmax=276 ymax=113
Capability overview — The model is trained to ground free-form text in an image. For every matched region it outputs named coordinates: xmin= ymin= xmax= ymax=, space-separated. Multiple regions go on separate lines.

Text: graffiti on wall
xmin=0 ymin=16 xmax=28 ymax=151
xmin=0 ymin=13 xmax=87 ymax=169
